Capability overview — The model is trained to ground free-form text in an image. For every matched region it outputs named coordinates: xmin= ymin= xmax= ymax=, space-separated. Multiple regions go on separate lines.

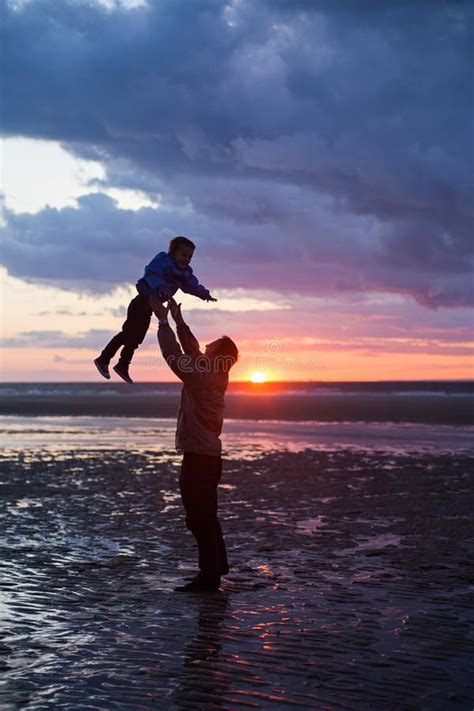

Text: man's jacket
xmin=158 ymin=321 xmax=228 ymax=457
xmin=138 ymin=251 xmax=211 ymax=301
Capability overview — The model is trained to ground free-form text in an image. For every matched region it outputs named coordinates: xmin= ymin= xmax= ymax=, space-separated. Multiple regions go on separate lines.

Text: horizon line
xmin=1 ymin=378 xmax=473 ymax=385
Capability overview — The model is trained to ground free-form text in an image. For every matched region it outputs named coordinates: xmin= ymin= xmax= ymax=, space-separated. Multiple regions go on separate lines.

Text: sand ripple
xmin=1 ymin=446 xmax=473 ymax=709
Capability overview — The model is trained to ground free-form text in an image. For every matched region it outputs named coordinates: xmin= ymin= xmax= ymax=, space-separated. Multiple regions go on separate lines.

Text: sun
xmin=250 ymin=371 xmax=267 ymax=383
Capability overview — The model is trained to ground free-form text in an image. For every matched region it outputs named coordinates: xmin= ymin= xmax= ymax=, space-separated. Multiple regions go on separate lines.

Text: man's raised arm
xmin=150 ymin=297 xmax=200 ymax=384
xmin=168 ymin=299 xmax=201 ymax=357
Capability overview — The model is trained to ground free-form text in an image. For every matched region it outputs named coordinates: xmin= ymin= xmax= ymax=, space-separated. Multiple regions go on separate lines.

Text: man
xmin=150 ymin=296 xmax=238 ymax=592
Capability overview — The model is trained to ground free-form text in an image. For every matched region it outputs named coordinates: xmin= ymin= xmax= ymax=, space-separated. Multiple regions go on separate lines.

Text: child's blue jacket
xmin=137 ymin=251 xmax=211 ymax=301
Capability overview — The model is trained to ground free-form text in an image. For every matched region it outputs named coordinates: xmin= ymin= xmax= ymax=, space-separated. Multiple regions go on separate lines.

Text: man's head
xmin=205 ymin=336 xmax=239 ymax=372
xmin=168 ymin=236 xmax=196 ymax=270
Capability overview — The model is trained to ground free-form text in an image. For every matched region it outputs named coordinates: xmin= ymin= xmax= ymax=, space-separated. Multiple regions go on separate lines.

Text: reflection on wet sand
xmin=172 ymin=593 xmax=230 ymax=708
xmin=2 ymin=414 xmax=473 ymax=455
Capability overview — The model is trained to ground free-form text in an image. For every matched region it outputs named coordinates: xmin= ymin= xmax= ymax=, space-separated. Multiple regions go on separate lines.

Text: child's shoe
xmin=113 ymin=362 xmax=133 ymax=384
xmin=94 ymin=357 xmax=110 ymax=379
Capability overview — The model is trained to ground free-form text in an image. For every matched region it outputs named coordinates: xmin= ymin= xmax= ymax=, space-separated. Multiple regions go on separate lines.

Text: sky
xmin=1 ymin=0 xmax=472 ymax=382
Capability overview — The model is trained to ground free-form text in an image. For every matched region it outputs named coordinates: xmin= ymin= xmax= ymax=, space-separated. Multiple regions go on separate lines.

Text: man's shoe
xmin=113 ymin=363 xmax=133 ymax=384
xmin=94 ymin=357 xmax=110 ymax=379
xmin=174 ymin=574 xmax=221 ymax=592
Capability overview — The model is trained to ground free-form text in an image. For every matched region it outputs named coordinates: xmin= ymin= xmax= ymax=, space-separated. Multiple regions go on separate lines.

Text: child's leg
xmin=117 ymin=294 xmax=153 ymax=367
xmin=100 ymin=332 xmax=125 ymax=364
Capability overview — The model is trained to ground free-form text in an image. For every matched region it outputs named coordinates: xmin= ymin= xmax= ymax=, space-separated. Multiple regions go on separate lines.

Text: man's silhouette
xmin=150 ymin=296 xmax=238 ymax=592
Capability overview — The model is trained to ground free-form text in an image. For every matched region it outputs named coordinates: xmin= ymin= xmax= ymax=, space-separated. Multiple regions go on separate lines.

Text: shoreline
xmin=1 ymin=392 xmax=473 ymax=424
xmin=1 ymin=414 xmax=474 ymax=454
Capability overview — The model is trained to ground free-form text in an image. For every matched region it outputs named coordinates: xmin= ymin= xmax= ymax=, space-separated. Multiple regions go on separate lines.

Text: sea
xmin=1 ymin=380 xmax=473 ymax=454
xmin=1 ymin=379 xmax=473 ymax=399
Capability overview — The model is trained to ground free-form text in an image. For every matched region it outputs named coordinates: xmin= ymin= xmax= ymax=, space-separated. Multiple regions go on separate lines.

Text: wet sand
xmin=1 ymin=441 xmax=474 ymax=709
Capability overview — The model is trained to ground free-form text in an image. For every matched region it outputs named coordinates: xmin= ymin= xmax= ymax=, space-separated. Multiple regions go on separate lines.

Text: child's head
xmin=168 ymin=236 xmax=196 ymax=270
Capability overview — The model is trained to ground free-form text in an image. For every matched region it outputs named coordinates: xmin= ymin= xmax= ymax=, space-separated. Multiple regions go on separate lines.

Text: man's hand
xmin=206 ymin=295 xmax=218 ymax=302
xmin=168 ymin=298 xmax=185 ymax=325
xmin=149 ymin=296 xmax=170 ymax=322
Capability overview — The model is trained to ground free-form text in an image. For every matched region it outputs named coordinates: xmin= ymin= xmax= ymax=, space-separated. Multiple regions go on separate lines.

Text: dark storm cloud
xmin=2 ymin=188 xmax=472 ymax=308
xmin=1 ymin=0 xmax=472 ymax=307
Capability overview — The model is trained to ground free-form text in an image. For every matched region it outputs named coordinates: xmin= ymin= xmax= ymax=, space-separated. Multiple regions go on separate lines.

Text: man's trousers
xmin=179 ymin=451 xmax=229 ymax=579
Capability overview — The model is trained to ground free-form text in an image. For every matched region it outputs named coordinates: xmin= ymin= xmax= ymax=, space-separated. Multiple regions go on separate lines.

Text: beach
xmin=2 ymin=0 xmax=472 ymax=707
xmin=1 ymin=413 xmax=473 ymax=710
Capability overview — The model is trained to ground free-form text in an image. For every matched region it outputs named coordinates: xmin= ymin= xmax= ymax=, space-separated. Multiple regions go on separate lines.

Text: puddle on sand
xmin=338 ymin=533 xmax=403 ymax=556
xmin=296 ymin=516 xmax=326 ymax=534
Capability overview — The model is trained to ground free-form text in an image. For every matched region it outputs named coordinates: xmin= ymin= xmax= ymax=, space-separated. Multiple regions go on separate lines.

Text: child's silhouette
xmin=94 ymin=236 xmax=216 ymax=383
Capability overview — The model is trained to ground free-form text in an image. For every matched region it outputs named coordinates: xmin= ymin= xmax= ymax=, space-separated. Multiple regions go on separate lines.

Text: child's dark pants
xmin=100 ymin=293 xmax=152 ymax=366
xmin=179 ymin=452 xmax=229 ymax=579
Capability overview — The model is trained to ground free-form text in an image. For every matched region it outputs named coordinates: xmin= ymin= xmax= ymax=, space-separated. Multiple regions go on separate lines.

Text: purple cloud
xmin=0 ymin=0 xmax=472 ymax=308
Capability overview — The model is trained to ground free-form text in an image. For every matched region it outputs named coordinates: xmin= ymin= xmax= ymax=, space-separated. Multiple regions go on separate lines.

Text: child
xmin=94 ymin=236 xmax=216 ymax=384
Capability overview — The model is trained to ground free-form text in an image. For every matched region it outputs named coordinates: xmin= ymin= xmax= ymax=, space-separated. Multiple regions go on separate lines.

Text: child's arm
xmin=182 ymin=272 xmax=217 ymax=302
